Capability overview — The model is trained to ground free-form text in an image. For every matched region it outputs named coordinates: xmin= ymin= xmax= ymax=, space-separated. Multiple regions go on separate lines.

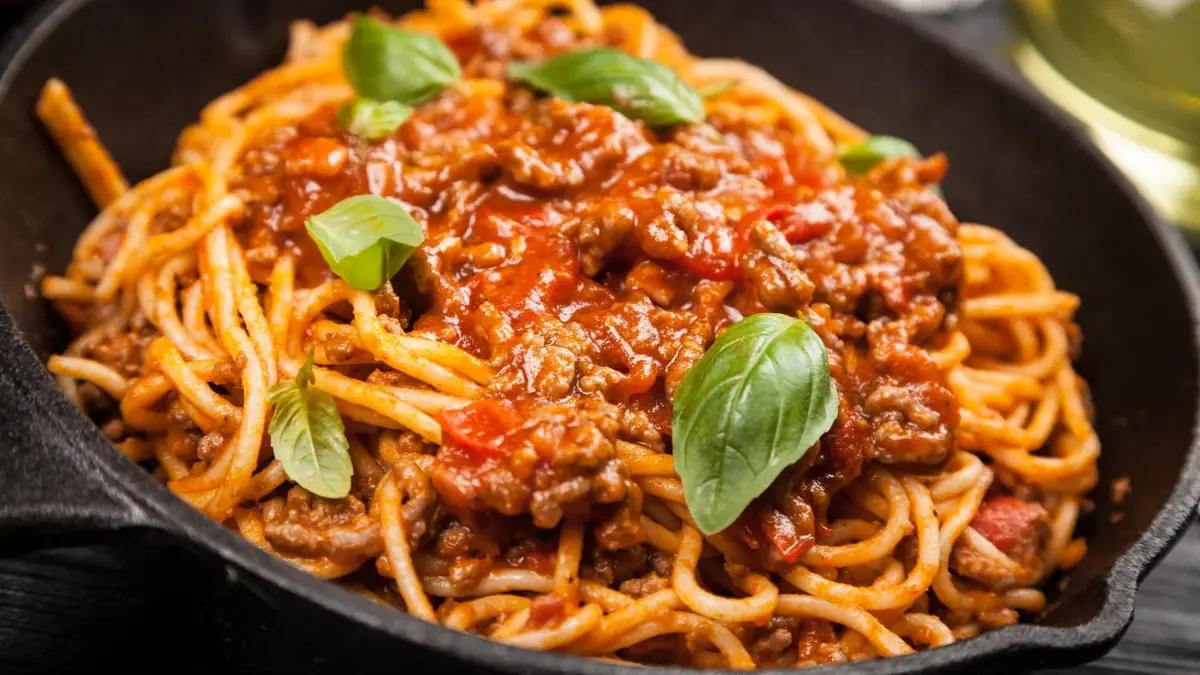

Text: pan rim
xmin=1 ymin=0 xmax=1198 ymax=673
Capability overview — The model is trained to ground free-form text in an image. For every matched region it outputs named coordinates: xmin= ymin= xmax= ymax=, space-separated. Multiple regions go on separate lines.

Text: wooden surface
xmin=1 ymin=1 xmax=1198 ymax=674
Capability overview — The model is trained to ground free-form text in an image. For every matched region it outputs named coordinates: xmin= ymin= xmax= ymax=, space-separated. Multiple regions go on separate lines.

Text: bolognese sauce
xmin=39 ymin=0 xmax=1097 ymax=668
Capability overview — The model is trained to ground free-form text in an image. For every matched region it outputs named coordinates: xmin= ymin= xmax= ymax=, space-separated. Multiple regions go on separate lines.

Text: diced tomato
xmin=674 ymin=216 xmax=742 ymax=281
xmin=428 ymin=443 xmax=498 ymax=508
xmin=746 ymin=201 xmax=834 ymax=245
xmin=674 ymin=251 xmax=738 ymax=281
xmin=779 ymin=213 xmax=833 ymax=244
xmin=758 ymin=151 xmax=827 ymax=201
xmin=676 ymin=204 xmax=788 ymax=281
xmin=970 ymin=496 xmax=1042 ymax=555
xmin=759 ymin=506 xmax=812 ymax=564
xmin=436 ymin=399 xmax=519 ymax=457
xmin=731 ymin=503 xmax=814 ymax=564
xmin=676 ymin=199 xmax=834 ymax=281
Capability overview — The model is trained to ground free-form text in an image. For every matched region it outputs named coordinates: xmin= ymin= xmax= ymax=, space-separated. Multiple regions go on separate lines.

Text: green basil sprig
xmin=836 ymin=135 xmax=921 ymax=174
xmin=338 ymin=98 xmax=412 ymax=140
xmin=304 ymin=194 xmax=425 ymax=291
xmin=267 ymin=351 xmax=353 ymax=499
xmin=837 ymin=135 xmax=944 ymax=197
xmin=343 ymin=15 xmax=461 ymax=105
xmin=672 ymin=313 xmax=838 ymax=535
xmin=696 ymin=79 xmax=738 ymax=99
xmin=507 ymin=48 xmax=704 ymax=127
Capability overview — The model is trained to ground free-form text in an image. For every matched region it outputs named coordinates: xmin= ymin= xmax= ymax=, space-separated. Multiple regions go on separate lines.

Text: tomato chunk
xmin=760 ymin=506 xmax=812 ymax=564
xmin=674 ymin=215 xmax=742 ymax=281
xmin=436 ymin=399 xmax=519 ymax=457
xmin=970 ymin=496 xmax=1042 ymax=555
xmin=731 ymin=503 xmax=814 ymax=564
xmin=677 ymin=202 xmax=833 ymax=282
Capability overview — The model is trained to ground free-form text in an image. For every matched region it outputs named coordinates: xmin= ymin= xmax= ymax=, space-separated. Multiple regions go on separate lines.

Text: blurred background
xmin=889 ymin=0 xmax=1200 ymax=238
xmin=0 ymin=1 xmax=1196 ymax=674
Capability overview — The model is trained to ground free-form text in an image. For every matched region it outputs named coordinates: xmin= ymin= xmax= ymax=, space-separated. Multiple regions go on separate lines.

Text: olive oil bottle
xmin=1009 ymin=0 xmax=1200 ymax=229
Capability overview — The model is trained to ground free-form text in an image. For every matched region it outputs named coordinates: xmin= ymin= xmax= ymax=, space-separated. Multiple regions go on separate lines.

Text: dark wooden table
xmin=1 ymin=1 xmax=1197 ymax=673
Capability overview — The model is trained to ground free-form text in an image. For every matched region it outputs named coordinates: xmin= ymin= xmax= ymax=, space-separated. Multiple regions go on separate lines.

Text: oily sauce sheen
xmin=231 ymin=21 xmax=962 ymax=576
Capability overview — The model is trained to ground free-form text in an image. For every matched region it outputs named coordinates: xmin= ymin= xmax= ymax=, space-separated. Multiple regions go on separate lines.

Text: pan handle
xmin=0 ymin=315 xmax=173 ymax=552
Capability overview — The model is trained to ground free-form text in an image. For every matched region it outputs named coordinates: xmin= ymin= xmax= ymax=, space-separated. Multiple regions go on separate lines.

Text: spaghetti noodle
xmin=40 ymin=0 xmax=1096 ymax=668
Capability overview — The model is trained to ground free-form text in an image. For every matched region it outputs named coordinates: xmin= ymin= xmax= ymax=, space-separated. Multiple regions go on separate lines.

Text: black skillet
xmin=0 ymin=0 xmax=1198 ymax=673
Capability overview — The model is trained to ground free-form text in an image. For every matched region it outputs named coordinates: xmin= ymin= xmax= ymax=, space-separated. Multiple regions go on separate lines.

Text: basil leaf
xmin=343 ymin=16 xmax=461 ymax=104
xmin=338 ymin=98 xmax=412 ymax=140
xmin=507 ymin=48 xmax=703 ymax=126
xmin=267 ymin=351 xmax=352 ymax=499
xmin=696 ymin=79 xmax=738 ymax=99
xmin=838 ymin=134 xmax=944 ymax=198
xmin=304 ymin=194 xmax=425 ymax=291
xmin=672 ymin=313 xmax=838 ymax=535
xmin=836 ymin=135 xmax=921 ymax=175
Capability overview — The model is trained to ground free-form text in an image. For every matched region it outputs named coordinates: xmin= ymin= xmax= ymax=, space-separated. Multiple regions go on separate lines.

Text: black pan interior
xmin=0 ymin=0 xmax=1197 ymax=662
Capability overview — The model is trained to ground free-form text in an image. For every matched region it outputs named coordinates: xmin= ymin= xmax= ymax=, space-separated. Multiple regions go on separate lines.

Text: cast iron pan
xmin=0 ymin=0 xmax=1198 ymax=673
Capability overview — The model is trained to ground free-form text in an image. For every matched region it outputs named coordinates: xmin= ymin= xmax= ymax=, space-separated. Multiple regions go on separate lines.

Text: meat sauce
xmin=229 ymin=21 xmax=962 ymax=572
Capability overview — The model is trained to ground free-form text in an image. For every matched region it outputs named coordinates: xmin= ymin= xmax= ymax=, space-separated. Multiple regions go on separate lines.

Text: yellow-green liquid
xmin=1009 ymin=0 xmax=1200 ymax=228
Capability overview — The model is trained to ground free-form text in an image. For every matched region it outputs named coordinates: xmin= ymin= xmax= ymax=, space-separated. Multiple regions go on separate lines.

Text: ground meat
xmin=863 ymin=380 xmax=952 ymax=465
xmin=663 ymin=280 xmax=730 ymax=398
xmin=588 ymin=542 xmax=649 ymax=587
xmin=365 ymin=368 xmax=425 ymax=391
xmin=630 ymin=187 xmax=706 ymax=260
xmin=432 ymin=520 xmax=495 ymax=588
xmin=863 ymin=154 xmax=949 ymax=197
xmin=166 ymin=398 xmax=199 ymax=431
xmin=977 ymin=608 xmax=1020 ymax=630
xmin=950 ymin=496 xmax=1049 ymax=591
xmin=660 ymin=124 xmax=758 ymax=193
xmin=262 ymin=487 xmax=382 ymax=560
xmin=794 ymin=619 xmax=847 ymax=666
xmin=195 ymin=431 xmax=224 ymax=463
xmin=399 ymin=90 xmax=511 ymax=193
xmin=489 ymin=317 xmax=593 ymax=398
xmin=87 ymin=332 xmax=149 ymax=377
xmin=473 ymin=300 xmax=516 ymax=348
xmin=647 ymin=551 xmax=674 ymax=576
xmin=858 ymin=308 xmax=957 ymax=466
xmin=740 ymin=216 xmax=814 ymax=313
xmin=656 ymin=142 xmax=723 ymax=193
xmin=577 ymin=198 xmax=636 ymax=277
xmin=320 ymin=333 xmax=359 ymax=364
xmin=619 ymin=635 xmax=682 ymax=665
xmin=372 ymin=283 xmax=403 ymax=319
xmin=752 ymin=628 xmax=794 ymax=664
xmin=623 ymin=261 xmax=678 ymax=307
xmin=208 ymin=359 xmax=242 ymax=387
xmin=526 ymin=342 xmax=578 ymax=399
xmin=498 ymin=99 xmax=647 ymax=190
xmin=619 ymin=406 xmax=665 ymax=452
xmin=434 ymin=521 xmax=474 ymax=557
xmin=429 ymin=398 xmax=638 ymax=531
xmin=617 ymin=572 xmax=669 ymax=599
xmin=749 ymin=616 xmax=799 ymax=664
xmin=392 ymin=458 xmax=437 ymax=544
xmin=592 ymin=471 xmax=643 ymax=550
xmin=451 ymin=16 xmax=586 ymax=78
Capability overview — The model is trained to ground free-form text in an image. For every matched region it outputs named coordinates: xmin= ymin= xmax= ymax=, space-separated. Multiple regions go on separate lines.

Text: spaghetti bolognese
xmin=38 ymin=0 xmax=1096 ymax=668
